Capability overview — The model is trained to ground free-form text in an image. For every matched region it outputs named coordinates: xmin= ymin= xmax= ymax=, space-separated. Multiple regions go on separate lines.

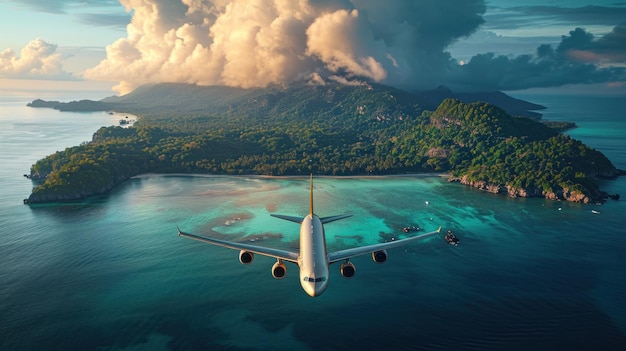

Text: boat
xmin=591 ymin=209 xmax=600 ymax=214
xmin=401 ymin=225 xmax=421 ymax=233
xmin=444 ymin=230 xmax=459 ymax=246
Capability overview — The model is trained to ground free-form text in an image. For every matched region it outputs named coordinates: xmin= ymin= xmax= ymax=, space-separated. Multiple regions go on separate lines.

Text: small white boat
xmin=591 ymin=210 xmax=600 ymax=214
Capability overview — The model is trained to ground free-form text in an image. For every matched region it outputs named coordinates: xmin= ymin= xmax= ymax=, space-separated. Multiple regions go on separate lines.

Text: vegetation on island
xmin=26 ymin=82 xmax=619 ymax=204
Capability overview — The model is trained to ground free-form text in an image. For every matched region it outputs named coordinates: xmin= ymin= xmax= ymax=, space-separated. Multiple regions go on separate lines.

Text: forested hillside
xmin=26 ymin=83 xmax=619 ymax=203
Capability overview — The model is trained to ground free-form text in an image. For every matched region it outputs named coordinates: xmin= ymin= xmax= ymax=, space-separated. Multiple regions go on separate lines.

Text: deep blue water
xmin=1 ymin=90 xmax=625 ymax=350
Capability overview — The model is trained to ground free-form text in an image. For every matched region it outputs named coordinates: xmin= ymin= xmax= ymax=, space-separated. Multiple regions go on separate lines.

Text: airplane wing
xmin=177 ymin=227 xmax=299 ymax=263
xmin=327 ymin=227 xmax=441 ymax=263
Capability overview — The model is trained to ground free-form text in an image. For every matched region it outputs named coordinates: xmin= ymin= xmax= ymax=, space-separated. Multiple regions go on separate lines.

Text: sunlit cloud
xmin=84 ymin=0 xmax=488 ymax=94
xmin=0 ymin=38 xmax=76 ymax=80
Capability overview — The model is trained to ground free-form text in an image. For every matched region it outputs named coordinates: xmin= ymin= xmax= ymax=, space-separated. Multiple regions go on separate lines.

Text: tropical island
xmin=24 ymin=82 xmax=621 ymax=204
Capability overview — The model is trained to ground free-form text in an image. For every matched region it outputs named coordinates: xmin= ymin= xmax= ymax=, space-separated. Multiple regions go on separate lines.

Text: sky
xmin=1 ymin=0 xmax=625 ymax=95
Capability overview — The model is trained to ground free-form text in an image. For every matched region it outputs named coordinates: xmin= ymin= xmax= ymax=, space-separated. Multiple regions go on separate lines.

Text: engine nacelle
xmin=340 ymin=261 xmax=356 ymax=278
xmin=372 ymin=250 xmax=388 ymax=263
xmin=239 ymin=250 xmax=254 ymax=265
xmin=272 ymin=261 xmax=287 ymax=279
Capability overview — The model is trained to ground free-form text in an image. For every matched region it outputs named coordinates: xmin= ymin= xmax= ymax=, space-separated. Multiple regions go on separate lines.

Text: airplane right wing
xmin=178 ymin=227 xmax=299 ymax=263
xmin=327 ymin=227 xmax=441 ymax=263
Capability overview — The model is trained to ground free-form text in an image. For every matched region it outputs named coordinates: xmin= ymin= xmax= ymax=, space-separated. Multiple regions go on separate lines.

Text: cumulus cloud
xmin=560 ymin=25 xmax=626 ymax=65
xmin=82 ymin=0 xmax=625 ymax=93
xmin=84 ymin=0 xmax=487 ymax=94
xmin=449 ymin=25 xmax=626 ymax=91
xmin=0 ymin=39 xmax=76 ymax=80
xmin=306 ymin=9 xmax=387 ymax=82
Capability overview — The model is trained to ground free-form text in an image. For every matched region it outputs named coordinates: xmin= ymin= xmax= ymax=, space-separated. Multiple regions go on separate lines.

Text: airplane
xmin=177 ymin=175 xmax=440 ymax=297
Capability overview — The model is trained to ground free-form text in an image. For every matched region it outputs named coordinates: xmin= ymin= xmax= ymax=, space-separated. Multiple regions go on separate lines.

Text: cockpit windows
xmin=303 ymin=276 xmax=327 ymax=283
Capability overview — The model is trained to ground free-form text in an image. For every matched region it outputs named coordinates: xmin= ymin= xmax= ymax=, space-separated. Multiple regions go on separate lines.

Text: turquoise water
xmin=1 ymin=92 xmax=626 ymax=350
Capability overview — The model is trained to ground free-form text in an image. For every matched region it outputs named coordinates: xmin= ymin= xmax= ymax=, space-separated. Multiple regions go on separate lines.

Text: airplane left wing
xmin=327 ymin=227 xmax=441 ymax=263
xmin=178 ymin=227 xmax=299 ymax=263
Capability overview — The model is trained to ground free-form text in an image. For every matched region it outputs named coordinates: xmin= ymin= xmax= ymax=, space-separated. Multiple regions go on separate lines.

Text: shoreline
xmin=25 ymin=173 xmax=450 ymax=205
xmin=28 ymin=171 xmax=621 ymax=205
xmin=131 ymin=172 xmax=450 ymax=180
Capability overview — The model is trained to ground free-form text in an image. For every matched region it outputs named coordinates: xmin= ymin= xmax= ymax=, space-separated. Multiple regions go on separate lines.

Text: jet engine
xmin=372 ymin=250 xmax=388 ymax=263
xmin=239 ymin=250 xmax=254 ymax=265
xmin=340 ymin=261 xmax=356 ymax=278
xmin=272 ymin=260 xmax=287 ymax=279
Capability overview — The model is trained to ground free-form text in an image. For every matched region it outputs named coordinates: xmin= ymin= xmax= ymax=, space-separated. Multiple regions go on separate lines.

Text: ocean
xmin=1 ymin=88 xmax=625 ymax=350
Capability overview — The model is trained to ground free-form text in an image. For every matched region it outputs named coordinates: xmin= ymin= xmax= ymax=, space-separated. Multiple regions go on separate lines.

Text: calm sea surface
xmin=1 ymin=89 xmax=625 ymax=350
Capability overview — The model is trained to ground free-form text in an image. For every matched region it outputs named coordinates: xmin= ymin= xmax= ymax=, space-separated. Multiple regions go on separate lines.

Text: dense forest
xmin=25 ymin=82 xmax=619 ymax=203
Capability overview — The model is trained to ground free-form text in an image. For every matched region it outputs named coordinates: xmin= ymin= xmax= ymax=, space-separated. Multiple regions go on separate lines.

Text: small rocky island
xmin=28 ymin=99 xmax=110 ymax=111
xmin=24 ymin=82 xmax=622 ymax=204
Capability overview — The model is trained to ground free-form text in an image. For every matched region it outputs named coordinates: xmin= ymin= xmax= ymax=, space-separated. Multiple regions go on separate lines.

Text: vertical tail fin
xmin=310 ymin=173 xmax=314 ymax=217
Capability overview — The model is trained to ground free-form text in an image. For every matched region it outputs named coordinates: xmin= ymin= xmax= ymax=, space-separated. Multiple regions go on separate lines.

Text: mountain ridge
xmin=29 ymin=82 xmax=545 ymax=119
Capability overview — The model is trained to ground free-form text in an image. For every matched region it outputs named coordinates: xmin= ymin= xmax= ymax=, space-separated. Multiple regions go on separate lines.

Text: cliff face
xmin=449 ymin=175 xmax=601 ymax=203
xmin=26 ymin=186 xmax=110 ymax=203
xmin=26 ymin=177 xmax=126 ymax=204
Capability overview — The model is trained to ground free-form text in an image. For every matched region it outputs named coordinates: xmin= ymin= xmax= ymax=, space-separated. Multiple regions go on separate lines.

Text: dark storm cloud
xmin=560 ymin=25 xmax=626 ymax=63
xmin=449 ymin=26 xmax=626 ymax=91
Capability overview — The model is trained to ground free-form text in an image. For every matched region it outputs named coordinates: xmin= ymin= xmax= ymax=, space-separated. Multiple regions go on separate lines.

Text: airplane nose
xmin=304 ymin=283 xmax=317 ymax=297
xmin=303 ymin=281 xmax=328 ymax=297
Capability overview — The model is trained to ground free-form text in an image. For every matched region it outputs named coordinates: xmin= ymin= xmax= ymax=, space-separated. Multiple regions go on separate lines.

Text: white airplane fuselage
xmin=298 ymin=214 xmax=330 ymax=297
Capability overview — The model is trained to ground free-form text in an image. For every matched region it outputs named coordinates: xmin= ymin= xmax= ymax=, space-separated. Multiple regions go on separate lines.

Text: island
xmin=23 ymin=82 xmax=622 ymax=204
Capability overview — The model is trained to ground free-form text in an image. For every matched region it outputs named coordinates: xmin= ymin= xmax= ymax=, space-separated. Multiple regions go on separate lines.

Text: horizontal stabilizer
xmin=320 ymin=214 xmax=352 ymax=224
xmin=270 ymin=214 xmax=304 ymax=224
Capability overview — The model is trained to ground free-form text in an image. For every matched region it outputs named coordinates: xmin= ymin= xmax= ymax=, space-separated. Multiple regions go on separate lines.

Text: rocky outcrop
xmin=448 ymin=176 xmax=504 ymax=195
xmin=24 ymin=176 xmax=128 ymax=204
xmin=505 ymin=185 xmax=545 ymax=198
xmin=26 ymin=186 xmax=112 ymax=203
xmin=448 ymin=175 xmax=609 ymax=204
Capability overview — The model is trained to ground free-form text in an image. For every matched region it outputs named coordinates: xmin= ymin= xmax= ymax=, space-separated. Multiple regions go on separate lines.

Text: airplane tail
xmin=309 ymin=174 xmax=314 ymax=217
xmin=270 ymin=174 xmax=352 ymax=224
